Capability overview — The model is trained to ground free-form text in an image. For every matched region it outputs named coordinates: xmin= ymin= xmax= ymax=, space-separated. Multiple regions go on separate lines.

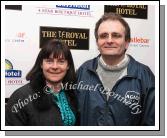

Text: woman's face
xmin=41 ymin=55 xmax=69 ymax=84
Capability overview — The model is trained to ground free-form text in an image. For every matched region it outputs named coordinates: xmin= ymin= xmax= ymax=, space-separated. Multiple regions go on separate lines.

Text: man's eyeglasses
xmin=98 ymin=32 xmax=123 ymax=40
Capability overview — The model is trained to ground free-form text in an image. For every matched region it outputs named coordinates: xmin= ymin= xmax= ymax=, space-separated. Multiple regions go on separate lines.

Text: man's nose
xmin=106 ymin=35 xmax=114 ymax=43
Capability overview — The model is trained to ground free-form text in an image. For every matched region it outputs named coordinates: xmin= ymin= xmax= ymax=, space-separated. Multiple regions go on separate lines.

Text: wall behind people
xmin=5 ymin=5 xmax=155 ymax=98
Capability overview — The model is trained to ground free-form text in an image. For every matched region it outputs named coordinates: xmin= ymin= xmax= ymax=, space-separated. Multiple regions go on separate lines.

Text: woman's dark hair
xmin=94 ymin=12 xmax=131 ymax=42
xmin=26 ymin=39 xmax=76 ymax=85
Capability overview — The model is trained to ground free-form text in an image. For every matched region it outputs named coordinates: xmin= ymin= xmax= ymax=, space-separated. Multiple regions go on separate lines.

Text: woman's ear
xmin=41 ymin=64 xmax=43 ymax=69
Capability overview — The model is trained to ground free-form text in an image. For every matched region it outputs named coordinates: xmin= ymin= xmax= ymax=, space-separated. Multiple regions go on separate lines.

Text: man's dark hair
xmin=94 ymin=12 xmax=131 ymax=42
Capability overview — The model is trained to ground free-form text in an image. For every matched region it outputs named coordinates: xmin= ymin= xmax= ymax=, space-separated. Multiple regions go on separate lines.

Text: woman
xmin=6 ymin=39 xmax=78 ymax=126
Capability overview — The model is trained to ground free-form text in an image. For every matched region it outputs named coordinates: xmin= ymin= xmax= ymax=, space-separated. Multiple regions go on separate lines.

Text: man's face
xmin=97 ymin=20 xmax=129 ymax=57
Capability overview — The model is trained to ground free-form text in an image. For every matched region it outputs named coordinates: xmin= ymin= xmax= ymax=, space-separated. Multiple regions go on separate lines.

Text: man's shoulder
xmin=128 ymin=55 xmax=154 ymax=79
xmin=78 ymin=57 xmax=98 ymax=70
xmin=135 ymin=60 xmax=152 ymax=73
xmin=129 ymin=55 xmax=151 ymax=70
xmin=135 ymin=60 xmax=149 ymax=70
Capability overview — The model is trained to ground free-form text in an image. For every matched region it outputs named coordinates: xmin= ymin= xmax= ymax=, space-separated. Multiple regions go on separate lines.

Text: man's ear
xmin=125 ymin=42 xmax=129 ymax=50
xmin=96 ymin=41 xmax=100 ymax=50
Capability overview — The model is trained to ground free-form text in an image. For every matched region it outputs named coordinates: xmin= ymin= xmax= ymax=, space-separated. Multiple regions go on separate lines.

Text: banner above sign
xmin=5 ymin=5 xmax=22 ymax=10
xmin=104 ymin=5 xmax=148 ymax=19
xmin=40 ymin=26 xmax=89 ymax=50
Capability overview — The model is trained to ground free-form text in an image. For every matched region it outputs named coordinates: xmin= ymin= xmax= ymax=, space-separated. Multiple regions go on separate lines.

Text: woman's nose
xmin=52 ymin=61 xmax=58 ymax=69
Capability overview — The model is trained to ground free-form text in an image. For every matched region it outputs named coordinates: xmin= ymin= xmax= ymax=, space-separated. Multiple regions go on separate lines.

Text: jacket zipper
xmin=89 ymin=70 xmax=137 ymax=125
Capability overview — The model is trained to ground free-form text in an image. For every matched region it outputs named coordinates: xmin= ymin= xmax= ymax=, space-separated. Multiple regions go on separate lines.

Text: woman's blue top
xmin=48 ymin=88 xmax=76 ymax=126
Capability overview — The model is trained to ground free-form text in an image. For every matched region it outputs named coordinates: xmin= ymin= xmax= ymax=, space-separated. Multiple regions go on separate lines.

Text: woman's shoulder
xmin=7 ymin=83 xmax=33 ymax=102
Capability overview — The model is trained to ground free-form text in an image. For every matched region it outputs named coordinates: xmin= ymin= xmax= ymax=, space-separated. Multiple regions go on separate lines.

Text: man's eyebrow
xmin=99 ymin=32 xmax=122 ymax=34
xmin=112 ymin=32 xmax=123 ymax=35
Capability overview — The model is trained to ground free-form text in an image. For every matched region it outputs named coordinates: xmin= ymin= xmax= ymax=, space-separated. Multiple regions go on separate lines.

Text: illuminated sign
xmin=56 ymin=5 xmax=90 ymax=10
xmin=104 ymin=5 xmax=148 ymax=19
xmin=40 ymin=26 xmax=89 ymax=50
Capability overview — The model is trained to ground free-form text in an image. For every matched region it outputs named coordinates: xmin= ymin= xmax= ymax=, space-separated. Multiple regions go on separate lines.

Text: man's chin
xmin=101 ymin=52 xmax=117 ymax=56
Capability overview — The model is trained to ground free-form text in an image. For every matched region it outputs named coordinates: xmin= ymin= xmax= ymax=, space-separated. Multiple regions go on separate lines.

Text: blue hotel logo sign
xmin=5 ymin=59 xmax=22 ymax=78
xmin=5 ymin=70 xmax=22 ymax=78
xmin=56 ymin=5 xmax=90 ymax=10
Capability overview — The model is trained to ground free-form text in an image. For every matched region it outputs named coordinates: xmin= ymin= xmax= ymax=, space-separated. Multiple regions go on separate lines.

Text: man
xmin=76 ymin=12 xmax=155 ymax=126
